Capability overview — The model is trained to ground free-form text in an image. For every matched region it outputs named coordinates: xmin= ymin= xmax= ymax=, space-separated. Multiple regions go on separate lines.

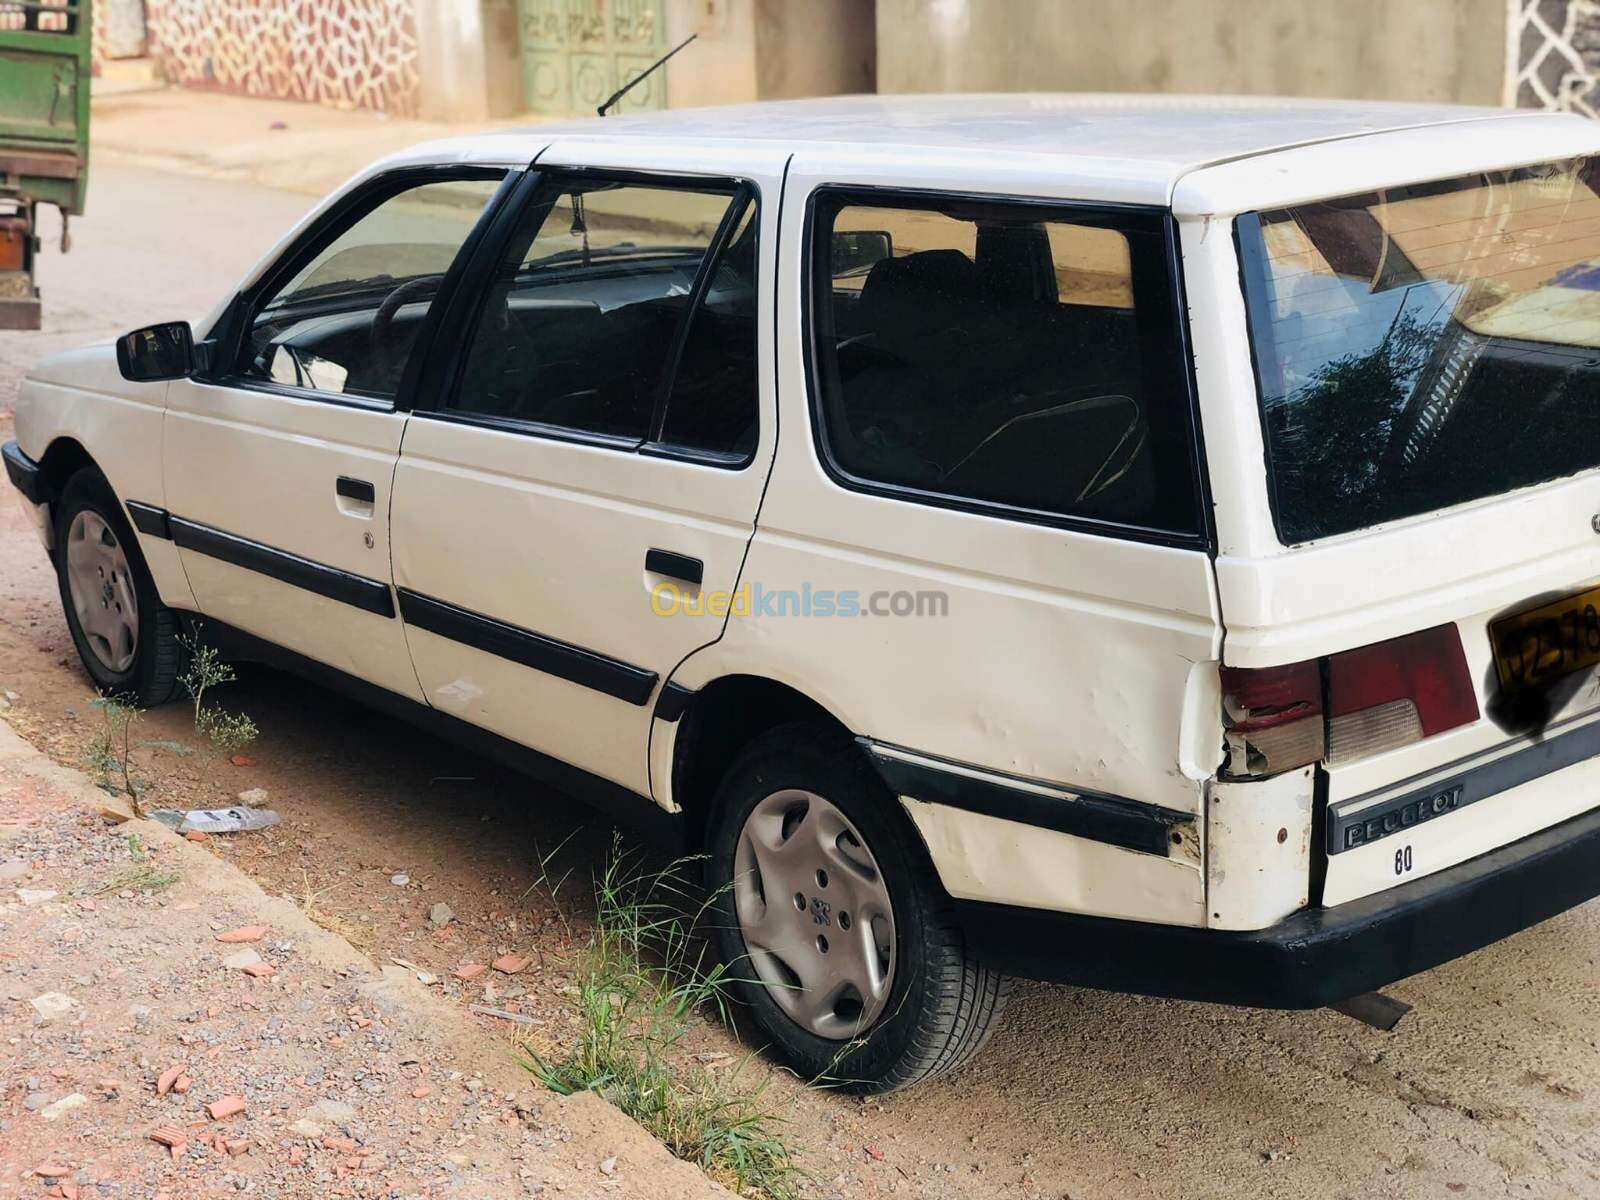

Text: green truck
xmin=0 ymin=0 xmax=90 ymax=330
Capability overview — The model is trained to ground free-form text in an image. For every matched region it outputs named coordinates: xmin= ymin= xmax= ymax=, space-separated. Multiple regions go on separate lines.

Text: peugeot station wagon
xmin=11 ymin=94 xmax=1600 ymax=1091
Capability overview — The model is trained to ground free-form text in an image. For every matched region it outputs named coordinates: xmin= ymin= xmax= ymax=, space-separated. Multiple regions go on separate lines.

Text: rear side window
xmin=1239 ymin=157 xmax=1600 ymax=543
xmin=808 ymin=191 xmax=1202 ymax=538
xmin=449 ymin=176 xmax=757 ymax=458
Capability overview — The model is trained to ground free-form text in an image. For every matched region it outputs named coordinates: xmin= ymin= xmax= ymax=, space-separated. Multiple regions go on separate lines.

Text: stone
xmin=237 ymin=788 xmax=269 ymax=807
xmin=389 ymin=874 xmax=409 ymax=887
xmin=428 ymin=902 xmax=454 ymax=929
xmin=299 ymin=1098 xmax=356 ymax=1124
xmin=17 ymin=888 xmax=57 ymax=906
xmin=289 ymin=1119 xmax=324 ymax=1138
xmin=40 ymin=1093 xmax=87 ymax=1121
xmin=30 ymin=993 xmax=78 ymax=1023
xmin=0 ymin=860 xmax=29 ymax=882
xmin=222 ymin=948 xmax=263 ymax=971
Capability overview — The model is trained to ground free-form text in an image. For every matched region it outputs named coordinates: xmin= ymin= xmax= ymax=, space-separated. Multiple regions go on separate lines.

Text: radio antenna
xmin=597 ymin=34 xmax=697 ymax=117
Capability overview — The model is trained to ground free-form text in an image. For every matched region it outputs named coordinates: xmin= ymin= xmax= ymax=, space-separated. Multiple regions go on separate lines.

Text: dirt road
xmin=5 ymin=162 xmax=1600 ymax=1200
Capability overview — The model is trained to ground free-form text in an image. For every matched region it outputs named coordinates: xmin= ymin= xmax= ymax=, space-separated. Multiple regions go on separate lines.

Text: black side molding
xmin=397 ymin=588 xmax=658 ymax=706
xmin=645 ymin=548 xmax=704 ymax=586
xmin=169 ymin=516 xmax=396 ymax=618
xmin=2 ymin=440 xmax=43 ymax=504
xmin=336 ymin=476 xmax=376 ymax=503
xmin=860 ymin=739 xmax=1192 ymax=858
xmin=195 ymin=617 xmax=683 ymax=849
xmin=126 ymin=501 xmax=172 ymax=540
xmin=652 ymin=680 xmax=696 ymax=723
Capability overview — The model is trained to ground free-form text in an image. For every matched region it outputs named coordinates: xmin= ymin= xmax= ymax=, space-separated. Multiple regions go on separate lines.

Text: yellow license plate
xmin=1492 ymin=583 xmax=1600 ymax=693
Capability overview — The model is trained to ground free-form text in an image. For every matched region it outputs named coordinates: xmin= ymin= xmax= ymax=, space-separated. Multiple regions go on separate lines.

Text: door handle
xmin=645 ymin=548 xmax=703 ymax=586
xmin=336 ymin=476 xmax=375 ymax=503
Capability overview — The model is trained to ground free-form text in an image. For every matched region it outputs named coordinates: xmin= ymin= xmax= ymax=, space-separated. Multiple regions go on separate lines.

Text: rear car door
xmin=162 ymin=169 xmax=509 ymax=698
xmin=391 ymin=158 xmax=778 ymax=795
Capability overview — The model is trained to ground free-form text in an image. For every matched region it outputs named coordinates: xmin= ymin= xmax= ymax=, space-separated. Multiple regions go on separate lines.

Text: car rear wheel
xmin=53 ymin=469 xmax=183 ymax=706
xmin=705 ymin=723 xmax=1009 ymax=1092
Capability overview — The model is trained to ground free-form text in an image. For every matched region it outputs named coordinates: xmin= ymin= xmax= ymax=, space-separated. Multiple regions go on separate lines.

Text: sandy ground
xmin=0 ymin=721 xmax=731 ymax=1200
xmin=5 ymin=151 xmax=1600 ymax=1200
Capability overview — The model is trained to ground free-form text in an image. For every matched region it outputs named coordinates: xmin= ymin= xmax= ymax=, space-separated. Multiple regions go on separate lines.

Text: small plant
xmin=84 ymin=692 xmax=145 ymax=814
xmin=178 ymin=631 xmax=259 ymax=757
xmin=95 ymin=832 xmax=179 ymax=895
xmin=525 ymin=842 xmax=804 ymax=1200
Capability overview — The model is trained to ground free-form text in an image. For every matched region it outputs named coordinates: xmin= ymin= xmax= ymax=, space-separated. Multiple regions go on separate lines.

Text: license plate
xmin=1491 ymin=583 xmax=1600 ymax=694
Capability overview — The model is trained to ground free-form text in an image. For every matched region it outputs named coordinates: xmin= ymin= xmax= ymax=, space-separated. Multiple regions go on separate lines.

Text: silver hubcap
xmin=733 ymin=789 xmax=897 ymax=1040
xmin=65 ymin=510 xmax=139 ymax=674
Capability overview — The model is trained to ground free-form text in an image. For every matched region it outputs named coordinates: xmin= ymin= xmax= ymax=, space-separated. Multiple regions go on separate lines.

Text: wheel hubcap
xmin=65 ymin=510 xmax=139 ymax=674
xmin=732 ymin=789 xmax=897 ymax=1040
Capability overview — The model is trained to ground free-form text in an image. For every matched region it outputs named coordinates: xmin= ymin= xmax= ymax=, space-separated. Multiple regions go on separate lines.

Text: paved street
xmin=6 ymin=159 xmax=1600 ymax=1200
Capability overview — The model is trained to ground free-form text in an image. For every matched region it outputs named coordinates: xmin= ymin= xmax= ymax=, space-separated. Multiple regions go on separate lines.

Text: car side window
xmin=809 ymin=192 xmax=1202 ymax=537
xmin=238 ymin=175 xmax=504 ymax=403
xmin=448 ymin=176 xmax=756 ymax=453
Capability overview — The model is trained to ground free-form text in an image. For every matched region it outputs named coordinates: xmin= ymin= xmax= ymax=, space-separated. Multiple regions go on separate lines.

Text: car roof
xmin=396 ymin=93 xmax=1575 ymax=207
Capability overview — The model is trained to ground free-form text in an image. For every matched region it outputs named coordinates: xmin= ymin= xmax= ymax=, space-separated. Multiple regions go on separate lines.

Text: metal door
xmin=518 ymin=0 xmax=667 ymax=116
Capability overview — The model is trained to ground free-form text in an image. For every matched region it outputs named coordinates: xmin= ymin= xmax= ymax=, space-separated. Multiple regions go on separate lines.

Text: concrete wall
xmin=663 ymin=0 xmax=874 ymax=110
xmin=875 ymin=0 xmax=1509 ymax=106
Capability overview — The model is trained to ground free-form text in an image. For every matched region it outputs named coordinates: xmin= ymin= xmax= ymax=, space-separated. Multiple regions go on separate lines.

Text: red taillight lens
xmin=1326 ymin=623 xmax=1478 ymax=764
xmin=1220 ymin=661 xmax=1323 ymax=777
xmin=1221 ymin=624 xmax=1480 ymax=778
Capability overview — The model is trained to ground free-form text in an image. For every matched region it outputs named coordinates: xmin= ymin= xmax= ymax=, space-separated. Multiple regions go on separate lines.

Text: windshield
xmin=1237 ymin=158 xmax=1600 ymax=543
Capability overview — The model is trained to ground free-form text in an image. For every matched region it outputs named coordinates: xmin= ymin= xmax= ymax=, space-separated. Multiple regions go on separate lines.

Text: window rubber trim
xmin=799 ymin=183 xmax=1215 ymax=553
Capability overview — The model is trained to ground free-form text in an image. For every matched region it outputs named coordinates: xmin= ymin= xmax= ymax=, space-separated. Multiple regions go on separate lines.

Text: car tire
xmin=704 ymin=722 xmax=1010 ymax=1092
xmin=53 ymin=468 xmax=183 ymax=707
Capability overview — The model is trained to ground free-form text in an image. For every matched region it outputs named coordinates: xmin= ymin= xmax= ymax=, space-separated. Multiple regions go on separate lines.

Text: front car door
xmin=162 ymin=168 xmax=511 ymax=698
xmin=391 ymin=145 xmax=784 ymax=795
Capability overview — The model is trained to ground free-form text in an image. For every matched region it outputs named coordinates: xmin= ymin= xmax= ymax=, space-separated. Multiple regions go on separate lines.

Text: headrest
xmin=860 ymin=249 xmax=977 ymax=358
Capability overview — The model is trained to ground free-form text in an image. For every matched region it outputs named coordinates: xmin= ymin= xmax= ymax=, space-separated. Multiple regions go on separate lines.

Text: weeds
xmin=295 ymin=869 xmax=371 ymax=949
xmin=84 ymin=692 xmax=145 ymax=814
xmin=178 ymin=631 xmax=259 ymax=757
xmin=94 ymin=832 xmax=179 ymax=895
xmin=525 ymin=842 xmax=804 ymax=1200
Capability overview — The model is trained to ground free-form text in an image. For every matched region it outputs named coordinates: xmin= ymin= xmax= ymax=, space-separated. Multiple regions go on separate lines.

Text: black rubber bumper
xmin=953 ymin=801 xmax=1600 ymax=1008
xmin=2 ymin=439 xmax=43 ymax=504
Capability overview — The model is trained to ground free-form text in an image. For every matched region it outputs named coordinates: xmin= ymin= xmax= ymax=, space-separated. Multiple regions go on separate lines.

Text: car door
xmin=162 ymin=168 xmax=511 ymax=698
xmin=391 ymin=159 xmax=779 ymax=795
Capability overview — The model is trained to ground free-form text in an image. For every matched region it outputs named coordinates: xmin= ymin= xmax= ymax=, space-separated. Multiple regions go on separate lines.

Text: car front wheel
xmin=53 ymin=469 xmax=183 ymax=706
xmin=705 ymin=723 xmax=1009 ymax=1092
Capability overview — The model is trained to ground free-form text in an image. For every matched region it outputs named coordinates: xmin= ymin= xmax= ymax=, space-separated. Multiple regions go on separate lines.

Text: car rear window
xmin=1238 ymin=157 xmax=1600 ymax=543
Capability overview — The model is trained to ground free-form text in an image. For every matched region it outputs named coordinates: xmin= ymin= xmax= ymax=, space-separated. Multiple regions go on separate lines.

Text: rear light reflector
xmin=1221 ymin=624 xmax=1479 ymax=778
xmin=1325 ymin=624 xmax=1477 ymax=764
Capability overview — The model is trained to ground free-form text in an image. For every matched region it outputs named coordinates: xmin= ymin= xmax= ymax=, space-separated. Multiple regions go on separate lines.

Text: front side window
xmin=1239 ymin=158 xmax=1600 ymax=543
xmin=809 ymin=192 xmax=1201 ymax=537
xmin=449 ymin=176 xmax=757 ymax=455
xmin=239 ymin=175 xmax=504 ymax=401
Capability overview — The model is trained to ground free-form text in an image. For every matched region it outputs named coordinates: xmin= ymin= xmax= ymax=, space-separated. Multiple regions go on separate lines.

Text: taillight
xmin=1221 ymin=624 xmax=1479 ymax=779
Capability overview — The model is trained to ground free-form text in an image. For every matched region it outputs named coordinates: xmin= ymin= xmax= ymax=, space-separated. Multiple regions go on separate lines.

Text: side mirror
xmin=831 ymin=230 xmax=893 ymax=276
xmin=116 ymin=321 xmax=196 ymax=382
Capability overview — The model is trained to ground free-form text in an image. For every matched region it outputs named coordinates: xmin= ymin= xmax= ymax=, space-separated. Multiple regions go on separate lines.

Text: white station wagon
xmin=11 ymin=95 xmax=1600 ymax=1091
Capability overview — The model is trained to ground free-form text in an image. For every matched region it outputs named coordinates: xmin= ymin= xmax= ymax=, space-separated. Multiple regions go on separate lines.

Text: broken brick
xmin=156 ymin=1065 xmax=184 ymax=1096
xmin=33 ymin=1164 xmax=71 ymax=1178
xmin=172 ymin=1074 xmax=193 ymax=1094
xmin=184 ymin=830 xmax=209 ymax=843
xmin=149 ymin=1125 xmax=187 ymax=1147
xmin=288 ymin=1146 xmax=305 ymax=1167
xmin=491 ymin=954 xmax=529 ymax=974
xmin=229 ymin=755 xmax=255 ymax=767
xmin=411 ymin=1086 xmax=432 ymax=1099
xmin=241 ymin=962 xmax=276 ymax=978
xmin=207 ymin=1096 xmax=246 ymax=1120
xmin=215 ymin=924 xmax=269 ymax=943
xmin=322 ymin=1136 xmax=357 ymax=1154
xmin=225 ymin=1138 xmax=252 ymax=1156
xmin=453 ymin=963 xmax=486 ymax=980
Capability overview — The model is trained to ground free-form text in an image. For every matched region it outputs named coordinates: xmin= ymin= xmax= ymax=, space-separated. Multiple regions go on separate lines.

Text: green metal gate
xmin=518 ymin=0 xmax=668 ymax=116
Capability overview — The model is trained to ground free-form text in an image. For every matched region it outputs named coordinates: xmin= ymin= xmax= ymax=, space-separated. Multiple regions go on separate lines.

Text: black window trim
xmin=410 ymin=166 xmax=764 ymax=471
xmin=204 ymin=163 xmax=522 ymax=414
xmin=801 ymin=183 xmax=1215 ymax=553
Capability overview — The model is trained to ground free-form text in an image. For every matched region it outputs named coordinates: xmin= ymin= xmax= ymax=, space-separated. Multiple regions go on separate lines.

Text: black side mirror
xmin=831 ymin=230 xmax=893 ymax=276
xmin=116 ymin=322 xmax=196 ymax=382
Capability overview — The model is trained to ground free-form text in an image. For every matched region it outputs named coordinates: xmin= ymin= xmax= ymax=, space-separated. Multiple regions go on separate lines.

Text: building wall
xmin=143 ymin=0 xmax=422 ymax=114
xmin=875 ymin=0 xmax=1508 ymax=106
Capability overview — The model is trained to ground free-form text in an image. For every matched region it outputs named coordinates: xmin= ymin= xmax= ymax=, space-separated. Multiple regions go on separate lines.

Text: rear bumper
xmin=955 ymin=799 xmax=1600 ymax=1007
xmin=2 ymin=439 xmax=43 ymax=503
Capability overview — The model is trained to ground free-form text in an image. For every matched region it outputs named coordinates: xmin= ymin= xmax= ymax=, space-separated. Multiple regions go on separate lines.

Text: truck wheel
xmin=53 ymin=469 xmax=182 ymax=706
xmin=704 ymin=723 xmax=1009 ymax=1092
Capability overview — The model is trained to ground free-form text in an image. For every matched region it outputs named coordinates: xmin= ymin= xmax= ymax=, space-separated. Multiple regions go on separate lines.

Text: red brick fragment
xmin=411 ymin=1086 xmax=432 ymax=1099
xmin=491 ymin=954 xmax=529 ymax=974
xmin=241 ymin=962 xmax=276 ymax=978
xmin=149 ymin=1125 xmax=186 ymax=1147
xmin=156 ymin=1065 xmax=184 ymax=1096
xmin=34 ymin=1164 xmax=71 ymax=1178
xmin=288 ymin=1146 xmax=305 ymax=1167
xmin=225 ymin=1138 xmax=252 ymax=1156
xmin=172 ymin=1074 xmax=192 ymax=1094
xmin=215 ymin=925 xmax=269 ymax=943
xmin=206 ymin=1096 xmax=246 ymax=1121
xmin=322 ymin=1136 xmax=357 ymax=1154
xmin=453 ymin=963 xmax=485 ymax=980
xmin=184 ymin=830 xmax=209 ymax=842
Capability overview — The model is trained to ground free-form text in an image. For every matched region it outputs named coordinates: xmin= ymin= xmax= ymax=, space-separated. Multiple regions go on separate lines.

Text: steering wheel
xmin=369 ymin=277 xmax=439 ymax=350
